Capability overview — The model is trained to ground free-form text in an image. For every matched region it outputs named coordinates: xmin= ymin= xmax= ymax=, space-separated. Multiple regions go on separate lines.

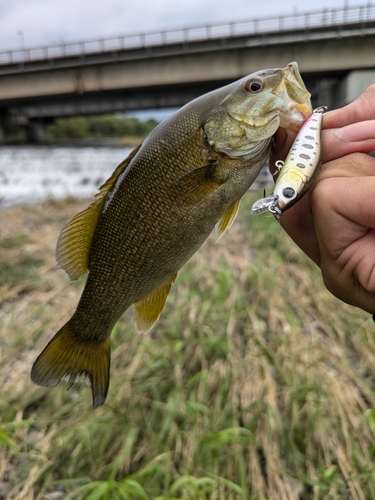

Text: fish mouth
xmin=274 ymin=62 xmax=312 ymax=131
xmin=279 ymin=102 xmax=313 ymax=131
xmin=228 ymin=108 xmax=279 ymax=129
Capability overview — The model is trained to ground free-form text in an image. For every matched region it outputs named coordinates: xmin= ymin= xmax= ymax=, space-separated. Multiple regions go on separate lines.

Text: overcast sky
xmin=0 ymin=0 xmax=370 ymax=51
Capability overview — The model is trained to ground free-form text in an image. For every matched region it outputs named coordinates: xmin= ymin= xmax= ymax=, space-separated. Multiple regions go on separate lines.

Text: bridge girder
xmin=0 ymin=13 xmax=374 ymax=142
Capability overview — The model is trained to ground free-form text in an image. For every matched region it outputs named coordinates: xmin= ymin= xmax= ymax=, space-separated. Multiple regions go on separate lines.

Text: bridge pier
xmin=334 ymin=70 xmax=375 ymax=108
xmin=310 ymin=77 xmax=341 ymax=111
xmin=26 ymin=119 xmax=47 ymax=144
xmin=0 ymin=110 xmax=7 ymax=145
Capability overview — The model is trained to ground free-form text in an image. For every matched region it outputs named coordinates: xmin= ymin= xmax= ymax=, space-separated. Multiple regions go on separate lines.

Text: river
xmin=0 ymin=145 xmax=133 ymax=208
xmin=0 ymin=145 xmax=271 ymax=208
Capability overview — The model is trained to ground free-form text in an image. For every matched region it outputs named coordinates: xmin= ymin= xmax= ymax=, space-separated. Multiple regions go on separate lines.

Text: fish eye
xmin=244 ymin=79 xmax=264 ymax=93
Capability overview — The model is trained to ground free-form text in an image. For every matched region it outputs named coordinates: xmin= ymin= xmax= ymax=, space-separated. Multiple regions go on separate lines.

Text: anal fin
xmin=214 ymin=199 xmax=241 ymax=242
xmin=134 ymin=275 xmax=177 ymax=334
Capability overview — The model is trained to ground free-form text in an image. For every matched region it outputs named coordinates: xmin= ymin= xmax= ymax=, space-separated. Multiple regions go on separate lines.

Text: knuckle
xmin=320 ymin=265 xmax=349 ymax=304
xmin=321 ymin=270 xmax=339 ymax=297
xmin=366 ymin=83 xmax=375 ymax=95
xmin=310 ymin=177 xmax=335 ymax=207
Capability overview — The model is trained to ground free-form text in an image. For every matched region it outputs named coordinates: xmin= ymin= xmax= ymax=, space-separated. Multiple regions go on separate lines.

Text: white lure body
xmin=251 ymin=106 xmax=326 ymax=218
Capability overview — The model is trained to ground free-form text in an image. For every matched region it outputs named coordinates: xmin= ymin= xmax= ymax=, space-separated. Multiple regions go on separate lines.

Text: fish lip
xmin=228 ymin=107 xmax=280 ymax=128
xmin=279 ymin=102 xmax=313 ymax=132
xmin=293 ymin=101 xmax=313 ymax=119
xmin=231 ymin=103 xmax=311 ymax=134
xmin=272 ymin=61 xmax=312 ymax=132
xmin=266 ymin=108 xmax=281 ymax=120
xmin=282 ymin=62 xmax=309 ymax=95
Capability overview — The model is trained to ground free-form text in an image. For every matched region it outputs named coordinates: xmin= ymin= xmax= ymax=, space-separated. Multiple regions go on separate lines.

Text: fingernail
xmin=334 ymin=121 xmax=375 ymax=143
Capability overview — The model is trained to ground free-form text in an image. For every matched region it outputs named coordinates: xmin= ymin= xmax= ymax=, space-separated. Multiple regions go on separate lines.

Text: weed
xmin=0 ymin=193 xmax=374 ymax=500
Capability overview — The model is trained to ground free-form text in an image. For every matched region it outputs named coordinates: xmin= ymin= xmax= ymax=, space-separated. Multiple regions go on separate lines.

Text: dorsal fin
xmin=134 ymin=274 xmax=177 ymax=334
xmin=57 ymin=144 xmax=142 ymax=280
xmin=214 ymin=198 xmax=241 ymax=242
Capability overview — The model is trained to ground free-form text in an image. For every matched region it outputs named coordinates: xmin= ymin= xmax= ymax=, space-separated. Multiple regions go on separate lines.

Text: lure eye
xmin=244 ymin=79 xmax=264 ymax=93
xmin=282 ymin=187 xmax=296 ymax=199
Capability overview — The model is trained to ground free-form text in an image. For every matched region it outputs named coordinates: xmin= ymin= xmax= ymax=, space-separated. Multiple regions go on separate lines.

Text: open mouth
xmin=279 ymin=102 xmax=312 ymax=131
xmin=273 ymin=63 xmax=313 ymax=130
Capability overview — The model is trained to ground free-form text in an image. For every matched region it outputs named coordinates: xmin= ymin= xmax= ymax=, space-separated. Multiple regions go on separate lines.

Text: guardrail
xmin=1 ymin=3 xmax=374 ymax=66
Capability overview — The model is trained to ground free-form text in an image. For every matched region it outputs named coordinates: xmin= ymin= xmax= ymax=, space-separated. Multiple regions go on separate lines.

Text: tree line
xmin=2 ymin=114 xmax=159 ymax=143
xmin=46 ymin=115 xmax=159 ymax=140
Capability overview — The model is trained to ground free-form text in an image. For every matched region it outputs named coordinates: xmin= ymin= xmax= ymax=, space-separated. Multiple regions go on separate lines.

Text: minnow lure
xmin=251 ymin=106 xmax=326 ymax=219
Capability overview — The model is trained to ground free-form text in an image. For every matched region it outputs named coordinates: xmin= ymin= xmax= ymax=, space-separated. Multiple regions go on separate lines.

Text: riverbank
xmin=1 ymin=194 xmax=374 ymax=499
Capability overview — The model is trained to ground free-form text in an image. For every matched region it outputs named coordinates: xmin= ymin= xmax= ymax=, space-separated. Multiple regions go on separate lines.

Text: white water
xmin=0 ymin=146 xmax=133 ymax=208
xmin=0 ymin=145 xmax=272 ymax=209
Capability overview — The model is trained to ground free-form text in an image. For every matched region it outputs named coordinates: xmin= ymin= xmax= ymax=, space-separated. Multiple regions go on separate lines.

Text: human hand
xmin=269 ymin=85 xmax=375 ymax=313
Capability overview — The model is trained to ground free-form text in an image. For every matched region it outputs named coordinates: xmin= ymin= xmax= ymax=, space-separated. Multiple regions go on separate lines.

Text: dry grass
xmin=1 ymin=193 xmax=375 ymax=500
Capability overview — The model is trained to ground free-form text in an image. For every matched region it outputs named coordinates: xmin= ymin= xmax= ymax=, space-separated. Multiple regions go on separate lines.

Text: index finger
xmin=322 ymin=120 xmax=375 ymax=163
xmin=323 ymin=84 xmax=375 ymax=129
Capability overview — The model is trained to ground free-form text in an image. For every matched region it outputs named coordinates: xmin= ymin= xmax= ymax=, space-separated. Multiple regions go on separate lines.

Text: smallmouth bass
xmin=31 ymin=62 xmax=312 ymax=407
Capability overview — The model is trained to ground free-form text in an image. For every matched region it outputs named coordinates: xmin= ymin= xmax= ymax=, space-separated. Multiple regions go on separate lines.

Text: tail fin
xmin=31 ymin=320 xmax=111 ymax=408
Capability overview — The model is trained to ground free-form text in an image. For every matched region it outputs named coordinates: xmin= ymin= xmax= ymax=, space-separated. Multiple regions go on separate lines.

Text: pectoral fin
xmin=134 ymin=275 xmax=177 ymax=334
xmin=57 ymin=144 xmax=141 ymax=280
xmin=171 ymin=163 xmax=226 ymax=206
xmin=214 ymin=199 xmax=241 ymax=242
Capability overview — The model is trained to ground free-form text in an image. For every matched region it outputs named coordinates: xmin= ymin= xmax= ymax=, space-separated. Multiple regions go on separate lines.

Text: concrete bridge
xmin=1 ymin=3 xmax=375 ymax=142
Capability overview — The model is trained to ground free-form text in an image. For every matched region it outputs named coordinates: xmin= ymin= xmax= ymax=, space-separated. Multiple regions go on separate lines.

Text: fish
xmin=31 ymin=62 xmax=312 ymax=408
xmin=251 ymin=106 xmax=325 ymax=218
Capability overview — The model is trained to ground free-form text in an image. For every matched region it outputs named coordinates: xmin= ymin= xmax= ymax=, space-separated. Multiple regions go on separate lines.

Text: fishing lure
xmin=251 ymin=106 xmax=326 ymax=219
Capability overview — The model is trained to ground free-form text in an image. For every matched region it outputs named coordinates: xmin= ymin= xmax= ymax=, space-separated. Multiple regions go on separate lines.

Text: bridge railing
xmin=1 ymin=3 xmax=375 ymax=66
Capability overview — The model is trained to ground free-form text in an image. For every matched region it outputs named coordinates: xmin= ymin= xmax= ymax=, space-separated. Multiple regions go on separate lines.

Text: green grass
xmin=1 ymin=194 xmax=375 ymax=499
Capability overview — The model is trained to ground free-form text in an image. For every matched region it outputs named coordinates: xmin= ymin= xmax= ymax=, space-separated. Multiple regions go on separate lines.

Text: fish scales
xmin=83 ymin=111 xmax=230 ymax=318
xmin=31 ymin=62 xmax=312 ymax=407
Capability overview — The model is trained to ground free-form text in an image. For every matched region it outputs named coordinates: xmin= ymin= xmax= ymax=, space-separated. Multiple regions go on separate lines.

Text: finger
xmin=279 ymin=190 xmax=320 ymax=266
xmin=323 ymin=84 xmax=375 ymax=129
xmin=317 ymin=151 xmax=375 ymax=182
xmin=312 ymin=175 xmax=375 ymax=259
xmin=279 ymin=153 xmax=375 ymax=267
xmin=322 ymin=121 xmax=375 ymax=163
xmin=312 ymin=173 xmax=375 ymax=312
xmin=273 ymin=118 xmax=375 ymax=172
